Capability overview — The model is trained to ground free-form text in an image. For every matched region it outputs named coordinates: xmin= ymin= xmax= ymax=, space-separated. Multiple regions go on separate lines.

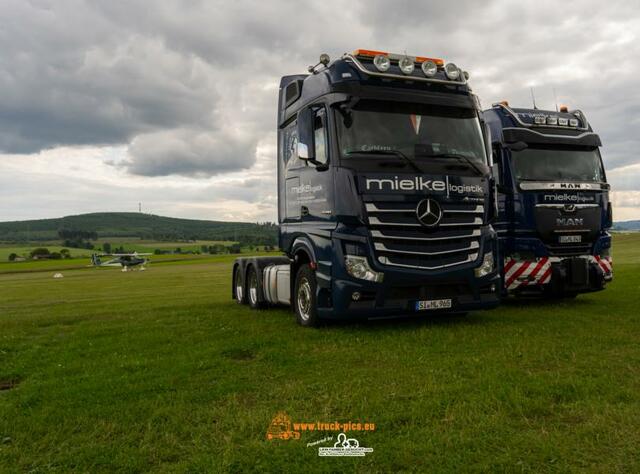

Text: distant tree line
xmin=58 ymin=229 xmax=97 ymax=249
xmin=7 ymin=248 xmax=73 ymax=261
xmin=57 ymin=229 xmax=98 ymax=240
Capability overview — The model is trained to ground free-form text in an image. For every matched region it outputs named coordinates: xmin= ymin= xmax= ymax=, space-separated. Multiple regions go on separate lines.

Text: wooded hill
xmin=0 ymin=212 xmax=278 ymax=246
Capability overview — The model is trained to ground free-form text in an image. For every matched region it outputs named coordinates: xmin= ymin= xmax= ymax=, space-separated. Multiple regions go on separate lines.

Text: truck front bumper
xmin=318 ymin=271 xmax=500 ymax=320
xmin=504 ymin=255 xmax=612 ymax=295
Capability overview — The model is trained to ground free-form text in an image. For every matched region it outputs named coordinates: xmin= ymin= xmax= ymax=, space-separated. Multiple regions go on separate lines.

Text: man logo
xmin=416 ymin=199 xmax=443 ymax=227
xmin=557 ymin=217 xmax=584 ymax=226
xmin=563 ymin=204 xmax=577 ymax=213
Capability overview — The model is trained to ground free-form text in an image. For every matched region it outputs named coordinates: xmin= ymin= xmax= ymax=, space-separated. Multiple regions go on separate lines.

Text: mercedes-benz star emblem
xmin=416 ymin=198 xmax=443 ymax=227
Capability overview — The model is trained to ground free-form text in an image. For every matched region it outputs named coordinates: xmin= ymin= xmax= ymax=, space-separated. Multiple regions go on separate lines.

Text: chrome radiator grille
xmin=365 ymin=200 xmax=484 ymax=270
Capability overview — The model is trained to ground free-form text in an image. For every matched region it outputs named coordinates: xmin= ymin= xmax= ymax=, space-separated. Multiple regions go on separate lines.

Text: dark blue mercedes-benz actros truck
xmin=233 ymin=49 xmax=500 ymax=326
xmin=484 ymin=102 xmax=613 ymax=297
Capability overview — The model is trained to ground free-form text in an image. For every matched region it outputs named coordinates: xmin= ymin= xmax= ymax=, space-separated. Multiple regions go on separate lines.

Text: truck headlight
xmin=444 ymin=63 xmax=460 ymax=80
xmin=345 ymin=255 xmax=384 ymax=282
xmin=421 ymin=60 xmax=437 ymax=77
xmin=398 ymin=56 xmax=415 ymax=75
xmin=373 ymin=54 xmax=390 ymax=72
xmin=474 ymin=252 xmax=494 ymax=278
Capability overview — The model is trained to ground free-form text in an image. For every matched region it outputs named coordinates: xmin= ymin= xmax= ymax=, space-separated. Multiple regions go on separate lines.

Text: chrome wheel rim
xmin=235 ymin=268 xmax=243 ymax=302
xmin=297 ymin=277 xmax=312 ymax=321
xmin=248 ymin=270 xmax=258 ymax=305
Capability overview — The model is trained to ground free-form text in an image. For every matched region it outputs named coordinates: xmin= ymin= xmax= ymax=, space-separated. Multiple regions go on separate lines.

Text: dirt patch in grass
xmin=0 ymin=377 xmax=21 ymax=391
xmin=221 ymin=348 xmax=256 ymax=361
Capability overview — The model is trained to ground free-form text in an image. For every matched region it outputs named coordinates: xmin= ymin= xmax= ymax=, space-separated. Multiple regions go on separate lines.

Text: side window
xmin=313 ymin=108 xmax=328 ymax=165
xmin=284 ymin=121 xmax=299 ymax=169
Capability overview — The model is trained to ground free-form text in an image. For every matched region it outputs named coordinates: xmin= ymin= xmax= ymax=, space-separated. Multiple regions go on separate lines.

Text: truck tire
xmin=246 ymin=265 xmax=264 ymax=309
xmin=294 ymin=264 xmax=319 ymax=327
xmin=234 ymin=265 xmax=246 ymax=304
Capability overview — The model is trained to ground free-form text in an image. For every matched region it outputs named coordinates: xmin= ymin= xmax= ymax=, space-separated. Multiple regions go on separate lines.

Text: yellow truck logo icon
xmin=266 ymin=412 xmax=301 ymax=441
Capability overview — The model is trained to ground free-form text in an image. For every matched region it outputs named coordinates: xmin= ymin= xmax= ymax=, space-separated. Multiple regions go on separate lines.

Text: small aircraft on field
xmin=90 ymin=252 xmax=151 ymax=272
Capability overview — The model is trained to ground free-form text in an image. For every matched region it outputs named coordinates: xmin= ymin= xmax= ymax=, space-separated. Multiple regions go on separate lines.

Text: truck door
xmin=292 ymin=104 xmax=334 ymax=223
xmin=282 ymin=119 xmax=302 ymax=223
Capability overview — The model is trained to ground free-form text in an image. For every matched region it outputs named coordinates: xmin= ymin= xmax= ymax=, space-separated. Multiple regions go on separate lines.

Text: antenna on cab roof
xmin=553 ymin=87 xmax=559 ymax=112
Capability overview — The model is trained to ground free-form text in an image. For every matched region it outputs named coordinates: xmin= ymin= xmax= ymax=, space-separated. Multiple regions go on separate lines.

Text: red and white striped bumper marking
xmin=505 ymin=255 xmax=613 ymax=291
xmin=594 ymin=255 xmax=613 ymax=276
xmin=504 ymin=258 xmax=551 ymax=291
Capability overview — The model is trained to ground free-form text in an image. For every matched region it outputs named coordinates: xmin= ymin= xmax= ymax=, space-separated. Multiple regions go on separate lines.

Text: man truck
xmin=484 ymin=102 xmax=613 ymax=297
xmin=233 ymin=49 xmax=500 ymax=326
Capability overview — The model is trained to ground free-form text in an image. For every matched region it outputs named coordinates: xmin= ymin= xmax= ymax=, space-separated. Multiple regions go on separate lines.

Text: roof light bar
xmin=348 ymin=49 xmax=466 ymax=84
xmin=494 ymin=102 xmax=588 ymax=130
xmin=353 ymin=50 xmax=444 ymax=65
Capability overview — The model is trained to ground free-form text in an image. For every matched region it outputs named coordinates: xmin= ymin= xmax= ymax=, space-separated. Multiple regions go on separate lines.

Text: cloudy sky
xmin=1 ymin=0 xmax=639 ymax=223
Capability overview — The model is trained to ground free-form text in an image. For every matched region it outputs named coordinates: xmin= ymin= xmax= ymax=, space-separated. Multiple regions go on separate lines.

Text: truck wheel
xmin=234 ymin=265 xmax=246 ymax=304
xmin=247 ymin=265 xmax=264 ymax=309
xmin=294 ymin=264 xmax=319 ymax=327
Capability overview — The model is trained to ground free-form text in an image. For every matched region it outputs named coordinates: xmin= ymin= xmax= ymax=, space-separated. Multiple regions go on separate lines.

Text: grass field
xmin=0 ymin=236 xmax=639 ymax=472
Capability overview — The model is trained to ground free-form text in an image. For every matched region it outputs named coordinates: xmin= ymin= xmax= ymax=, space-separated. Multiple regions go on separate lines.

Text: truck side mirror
xmin=488 ymin=176 xmax=498 ymax=224
xmin=297 ymin=107 xmax=315 ymax=161
xmin=483 ymin=122 xmax=493 ymax=167
xmin=491 ymin=162 xmax=500 ymax=180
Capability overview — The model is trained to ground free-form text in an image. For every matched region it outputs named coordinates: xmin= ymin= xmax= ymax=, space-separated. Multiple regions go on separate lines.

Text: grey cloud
xmin=1 ymin=0 xmax=640 ymax=185
xmin=0 ymin=153 xmax=276 ymax=222
xmin=611 ymin=191 xmax=640 ymax=208
xmin=126 ymin=128 xmax=255 ymax=177
xmin=0 ymin=0 xmax=357 ymax=176
xmin=607 ymin=166 xmax=640 ymax=192
xmin=0 ymin=9 xmax=214 ymax=138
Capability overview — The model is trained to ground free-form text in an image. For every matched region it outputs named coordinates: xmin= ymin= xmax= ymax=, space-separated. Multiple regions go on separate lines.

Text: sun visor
xmin=503 ymin=128 xmax=602 ymax=147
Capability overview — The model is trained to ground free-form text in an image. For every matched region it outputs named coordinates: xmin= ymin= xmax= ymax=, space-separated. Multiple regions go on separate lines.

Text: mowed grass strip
xmin=0 ymin=236 xmax=639 ymax=472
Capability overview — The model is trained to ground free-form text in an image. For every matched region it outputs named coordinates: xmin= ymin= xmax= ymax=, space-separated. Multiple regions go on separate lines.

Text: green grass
xmin=0 ymin=255 xmax=208 ymax=275
xmin=0 ymin=236 xmax=639 ymax=472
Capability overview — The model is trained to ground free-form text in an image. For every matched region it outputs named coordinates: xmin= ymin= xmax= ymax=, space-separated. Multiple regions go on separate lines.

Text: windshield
xmin=336 ymin=100 xmax=486 ymax=164
xmin=511 ymin=146 xmax=605 ymax=182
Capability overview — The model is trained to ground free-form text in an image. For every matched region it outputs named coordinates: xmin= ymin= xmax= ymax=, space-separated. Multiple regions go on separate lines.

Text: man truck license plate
xmin=415 ymin=299 xmax=452 ymax=311
xmin=559 ymin=235 xmax=582 ymax=243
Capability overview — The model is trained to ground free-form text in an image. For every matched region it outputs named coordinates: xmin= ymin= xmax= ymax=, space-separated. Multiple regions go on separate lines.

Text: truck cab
xmin=234 ymin=50 xmax=500 ymax=326
xmin=484 ymin=102 xmax=613 ymax=296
